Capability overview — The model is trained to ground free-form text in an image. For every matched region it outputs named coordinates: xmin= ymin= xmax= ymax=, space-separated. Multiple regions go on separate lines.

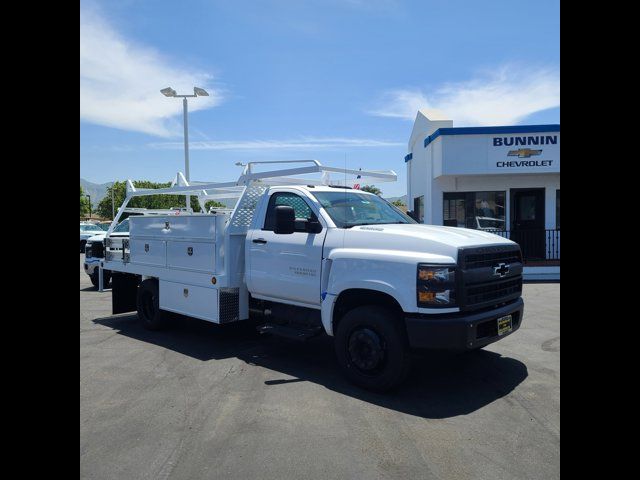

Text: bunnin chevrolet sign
xmin=488 ymin=133 xmax=559 ymax=171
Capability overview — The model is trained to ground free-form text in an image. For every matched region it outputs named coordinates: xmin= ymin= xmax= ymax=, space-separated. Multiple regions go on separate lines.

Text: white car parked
xmin=80 ymin=223 xmax=104 ymax=252
xmin=83 ymin=219 xmax=130 ymax=288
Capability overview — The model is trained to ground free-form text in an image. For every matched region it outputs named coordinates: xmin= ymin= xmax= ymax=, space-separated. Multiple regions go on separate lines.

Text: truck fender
xmin=321 ymin=256 xmax=410 ymax=336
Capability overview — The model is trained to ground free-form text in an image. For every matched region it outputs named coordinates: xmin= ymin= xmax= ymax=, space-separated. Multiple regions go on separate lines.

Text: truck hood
xmin=86 ymin=232 xmax=128 ymax=242
xmin=342 ymin=223 xmax=516 ymax=261
xmin=80 ymin=232 xmax=102 ymax=240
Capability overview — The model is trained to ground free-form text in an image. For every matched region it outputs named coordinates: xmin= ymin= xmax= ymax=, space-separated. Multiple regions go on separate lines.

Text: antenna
xmin=344 ymin=153 xmax=347 ymax=244
xmin=344 ymin=153 xmax=347 ymax=187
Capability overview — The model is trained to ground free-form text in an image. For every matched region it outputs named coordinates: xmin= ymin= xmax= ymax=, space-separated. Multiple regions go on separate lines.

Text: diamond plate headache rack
xmin=105 ymin=160 xmax=397 ymax=235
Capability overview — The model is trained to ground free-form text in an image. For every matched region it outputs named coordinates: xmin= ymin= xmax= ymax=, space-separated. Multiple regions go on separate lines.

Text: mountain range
xmin=80 ymin=178 xmax=113 ymax=205
xmin=385 ymin=194 xmax=407 ymax=206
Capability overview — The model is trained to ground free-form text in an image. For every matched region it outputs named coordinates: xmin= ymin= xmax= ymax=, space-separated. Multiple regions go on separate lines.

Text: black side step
xmin=257 ymin=323 xmax=323 ymax=341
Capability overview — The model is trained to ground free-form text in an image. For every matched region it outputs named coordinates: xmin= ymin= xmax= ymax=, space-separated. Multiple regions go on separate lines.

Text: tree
xmin=80 ymin=185 xmax=90 ymax=216
xmin=96 ymin=180 xmax=207 ymax=220
xmin=204 ymin=200 xmax=227 ymax=211
xmin=361 ymin=185 xmax=382 ymax=196
xmin=392 ymin=199 xmax=406 ymax=208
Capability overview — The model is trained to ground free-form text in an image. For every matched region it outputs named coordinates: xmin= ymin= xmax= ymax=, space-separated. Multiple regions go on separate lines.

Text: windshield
xmin=113 ymin=219 xmax=130 ymax=233
xmin=80 ymin=224 xmax=102 ymax=232
xmin=312 ymin=191 xmax=416 ymax=228
xmin=476 ymin=217 xmax=505 ymax=229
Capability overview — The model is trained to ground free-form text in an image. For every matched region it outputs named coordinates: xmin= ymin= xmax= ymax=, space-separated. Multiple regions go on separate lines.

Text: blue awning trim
xmin=423 ymin=124 xmax=561 ymax=148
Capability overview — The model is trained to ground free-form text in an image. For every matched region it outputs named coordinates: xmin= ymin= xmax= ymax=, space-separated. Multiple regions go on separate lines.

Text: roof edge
xmin=423 ymin=124 xmax=560 ymax=148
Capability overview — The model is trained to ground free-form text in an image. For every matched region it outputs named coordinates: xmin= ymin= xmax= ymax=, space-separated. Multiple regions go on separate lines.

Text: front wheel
xmin=136 ymin=279 xmax=167 ymax=331
xmin=334 ymin=305 xmax=412 ymax=392
xmin=90 ymin=269 xmax=111 ymax=289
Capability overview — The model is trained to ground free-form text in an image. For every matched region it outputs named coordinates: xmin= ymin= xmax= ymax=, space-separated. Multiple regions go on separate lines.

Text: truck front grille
xmin=466 ymin=277 xmax=522 ymax=306
xmin=458 ymin=245 xmax=523 ymax=311
xmin=461 ymin=249 xmax=522 ymax=269
xmin=89 ymin=241 xmax=104 ymax=258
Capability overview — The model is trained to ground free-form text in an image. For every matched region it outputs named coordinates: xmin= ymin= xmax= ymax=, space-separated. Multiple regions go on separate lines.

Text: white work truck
xmin=99 ymin=161 xmax=524 ymax=391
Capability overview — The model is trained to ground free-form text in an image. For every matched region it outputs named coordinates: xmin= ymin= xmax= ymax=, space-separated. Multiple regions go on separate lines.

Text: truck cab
xmin=244 ymin=185 xmax=523 ymax=390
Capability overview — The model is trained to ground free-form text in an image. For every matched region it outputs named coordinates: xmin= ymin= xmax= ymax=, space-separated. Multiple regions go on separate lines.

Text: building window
xmin=443 ymin=191 xmax=506 ymax=230
xmin=556 ymin=190 xmax=560 ymax=229
xmin=443 ymin=195 xmax=465 ymax=227
xmin=413 ymin=196 xmax=424 ymax=223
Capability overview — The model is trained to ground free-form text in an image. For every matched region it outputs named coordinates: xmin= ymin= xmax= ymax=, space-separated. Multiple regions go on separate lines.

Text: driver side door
xmin=248 ymin=191 xmax=327 ymax=307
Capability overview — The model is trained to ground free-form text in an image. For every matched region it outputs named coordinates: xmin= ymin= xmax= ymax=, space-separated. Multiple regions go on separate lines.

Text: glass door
xmin=510 ymin=188 xmax=545 ymax=260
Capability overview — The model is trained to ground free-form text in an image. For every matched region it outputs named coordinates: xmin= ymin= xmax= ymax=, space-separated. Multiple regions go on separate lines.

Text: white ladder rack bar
xmin=106 ymin=160 xmax=397 ymax=235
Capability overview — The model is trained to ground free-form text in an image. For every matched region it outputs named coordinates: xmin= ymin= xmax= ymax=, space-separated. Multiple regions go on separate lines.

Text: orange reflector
xmin=418 ymin=270 xmax=434 ymax=280
xmin=419 ymin=291 xmax=435 ymax=302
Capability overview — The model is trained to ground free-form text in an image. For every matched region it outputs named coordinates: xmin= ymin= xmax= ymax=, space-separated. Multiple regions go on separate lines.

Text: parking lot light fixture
xmin=160 ymin=86 xmax=210 ymax=208
xmin=160 ymin=87 xmax=177 ymax=97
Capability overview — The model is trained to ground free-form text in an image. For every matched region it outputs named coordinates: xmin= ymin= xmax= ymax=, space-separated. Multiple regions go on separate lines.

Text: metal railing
xmin=492 ymin=229 xmax=560 ymax=262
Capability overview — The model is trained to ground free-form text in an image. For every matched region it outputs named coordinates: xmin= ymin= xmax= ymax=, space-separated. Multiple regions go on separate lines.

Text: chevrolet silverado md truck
xmin=98 ymin=161 xmax=523 ymax=391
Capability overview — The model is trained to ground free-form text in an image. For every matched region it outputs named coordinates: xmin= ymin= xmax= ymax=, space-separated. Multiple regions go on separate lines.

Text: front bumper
xmin=404 ymin=297 xmax=524 ymax=350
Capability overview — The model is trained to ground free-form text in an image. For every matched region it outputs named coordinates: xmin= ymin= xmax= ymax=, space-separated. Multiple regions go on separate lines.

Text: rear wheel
xmin=136 ymin=279 xmax=166 ymax=330
xmin=80 ymin=240 xmax=86 ymax=253
xmin=334 ymin=305 xmax=411 ymax=392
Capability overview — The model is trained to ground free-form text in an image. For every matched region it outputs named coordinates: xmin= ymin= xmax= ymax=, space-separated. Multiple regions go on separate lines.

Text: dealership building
xmin=405 ymin=110 xmax=560 ymax=280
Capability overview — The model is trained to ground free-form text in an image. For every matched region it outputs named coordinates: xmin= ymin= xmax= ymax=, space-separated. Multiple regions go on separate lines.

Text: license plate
xmin=497 ymin=315 xmax=513 ymax=336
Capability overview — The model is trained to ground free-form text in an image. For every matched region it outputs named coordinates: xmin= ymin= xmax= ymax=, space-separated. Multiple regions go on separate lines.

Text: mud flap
xmin=112 ymin=272 xmax=141 ymax=314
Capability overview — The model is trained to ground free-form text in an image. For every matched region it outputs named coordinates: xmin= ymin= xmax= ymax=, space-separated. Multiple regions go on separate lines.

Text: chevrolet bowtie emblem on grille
xmin=493 ymin=263 xmax=510 ymax=277
xmin=507 ymin=148 xmax=542 ymax=158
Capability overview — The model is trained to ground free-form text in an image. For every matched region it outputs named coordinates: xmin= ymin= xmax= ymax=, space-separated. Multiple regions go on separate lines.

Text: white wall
xmin=407 ymin=135 xmax=435 ymax=221
xmin=439 ymin=133 xmax=560 ymax=176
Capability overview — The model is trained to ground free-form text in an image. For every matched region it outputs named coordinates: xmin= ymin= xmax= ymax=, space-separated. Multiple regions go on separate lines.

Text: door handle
xmin=252 ymin=238 xmax=267 ymax=244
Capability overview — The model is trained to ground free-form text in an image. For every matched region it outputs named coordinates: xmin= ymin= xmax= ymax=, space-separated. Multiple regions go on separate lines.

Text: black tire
xmin=90 ymin=269 xmax=111 ymax=289
xmin=334 ymin=305 xmax=412 ymax=392
xmin=463 ymin=345 xmax=486 ymax=354
xmin=80 ymin=240 xmax=86 ymax=253
xmin=136 ymin=279 xmax=166 ymax=331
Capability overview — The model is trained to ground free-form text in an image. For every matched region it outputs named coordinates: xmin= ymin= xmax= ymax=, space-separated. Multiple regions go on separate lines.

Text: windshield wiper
xmin=342 ymin=222 xmax=407 ymax=228
xmin=342 ymin=223 xmax=374 ymax=228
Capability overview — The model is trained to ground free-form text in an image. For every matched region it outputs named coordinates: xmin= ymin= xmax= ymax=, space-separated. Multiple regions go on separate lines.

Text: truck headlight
xmin=417 ymin=265 xmax=456 ymax=307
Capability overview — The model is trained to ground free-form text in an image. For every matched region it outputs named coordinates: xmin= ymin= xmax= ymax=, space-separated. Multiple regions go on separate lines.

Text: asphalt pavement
xmin=80 ymin=255 xmax=560 ymax=480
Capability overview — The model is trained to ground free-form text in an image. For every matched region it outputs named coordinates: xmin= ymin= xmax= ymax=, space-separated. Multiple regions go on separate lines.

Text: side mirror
xmin=274 ymin=205 xmax=295 ymax=234
xmin=306 ymin=219 xmax=322 ymax=234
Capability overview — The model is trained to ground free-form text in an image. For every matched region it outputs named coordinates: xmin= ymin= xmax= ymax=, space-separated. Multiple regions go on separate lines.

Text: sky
xmin=80 ymin=0 xmax=560 ymax=198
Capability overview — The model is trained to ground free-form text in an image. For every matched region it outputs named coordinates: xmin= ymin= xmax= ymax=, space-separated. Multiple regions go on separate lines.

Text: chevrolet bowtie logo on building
xmin=493 ymin=263 xmax=510 ymax=278
xmin=507 ymin=148 xmax=543 ymax=158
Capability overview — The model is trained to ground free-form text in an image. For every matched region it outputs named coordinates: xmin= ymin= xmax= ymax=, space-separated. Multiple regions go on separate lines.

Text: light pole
xmin=161 ymin=86 xmax=209 ymax=210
